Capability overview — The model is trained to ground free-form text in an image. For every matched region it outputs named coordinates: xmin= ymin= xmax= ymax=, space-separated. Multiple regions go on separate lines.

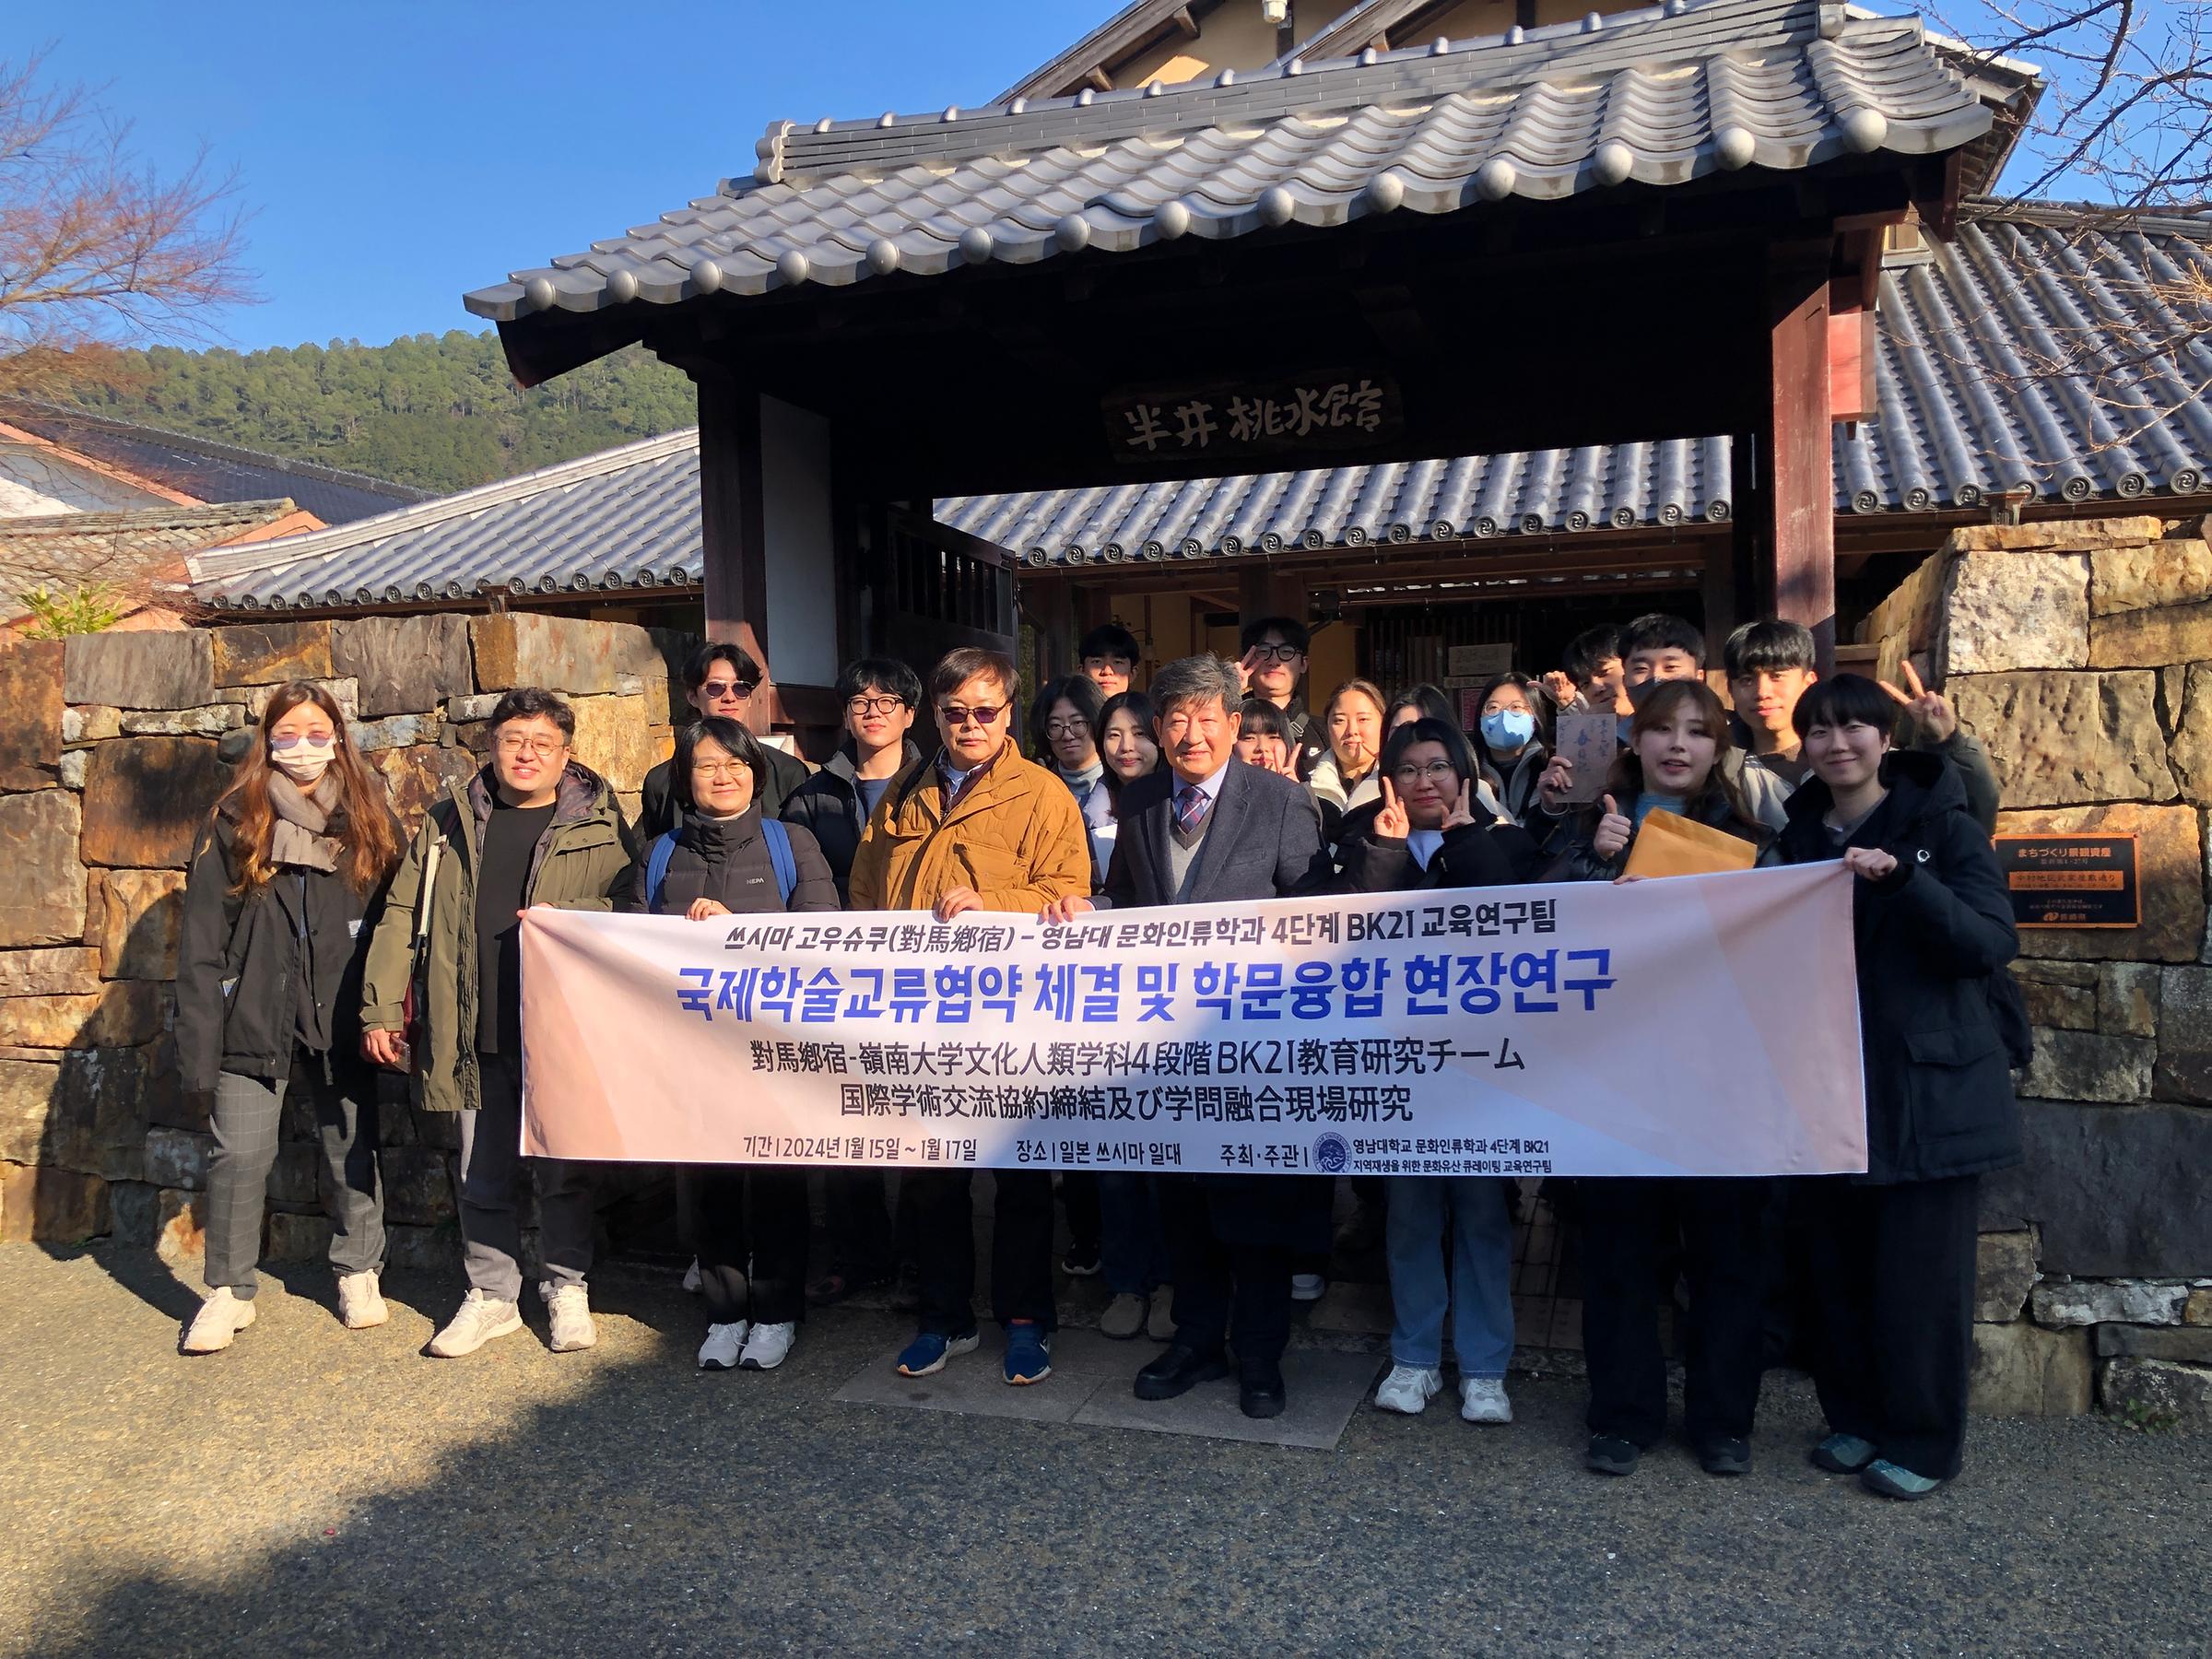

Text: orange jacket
xmin=847 ymin=741 xmax=1088 ymax=914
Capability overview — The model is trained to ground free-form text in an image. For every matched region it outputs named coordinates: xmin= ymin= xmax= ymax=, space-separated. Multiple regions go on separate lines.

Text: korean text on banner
xmin=518 ymin=863 xmax=1866 ymax=1180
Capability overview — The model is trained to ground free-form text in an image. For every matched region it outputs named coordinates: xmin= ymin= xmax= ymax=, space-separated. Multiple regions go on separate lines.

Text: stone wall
xmin=1861 ymin=516 xmax=2212 ymax=1428
xmin=0 ymin=613 xmax=687 ymax=1269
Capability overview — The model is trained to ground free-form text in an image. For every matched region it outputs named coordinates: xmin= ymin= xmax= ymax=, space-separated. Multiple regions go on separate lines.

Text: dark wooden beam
xmin=692 ymin=372 xmax=772 ymax=673
xmin=1084 ymin=65 xmax=1115 ymax=94
xmin=1763 ymin=250 xmax=1837 ymax=671
xmin=1170 ymin=6 xmax=1200 ymax=40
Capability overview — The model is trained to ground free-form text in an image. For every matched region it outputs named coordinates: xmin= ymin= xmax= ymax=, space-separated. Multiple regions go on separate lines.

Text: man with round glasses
xmin=640 ymin=641 xmax=808 ymax=839
xmin=1234 ymin=616 xmax=1327 ymax=778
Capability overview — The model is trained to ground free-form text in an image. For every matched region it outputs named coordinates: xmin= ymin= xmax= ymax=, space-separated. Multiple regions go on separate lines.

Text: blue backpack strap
xmin=645 ymin=831 xmax=680 ymax=912
xmin=762 ymin=818 xmax=797 ymax=906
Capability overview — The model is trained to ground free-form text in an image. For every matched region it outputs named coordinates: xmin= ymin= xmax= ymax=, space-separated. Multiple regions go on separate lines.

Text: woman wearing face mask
xmin=175 ymin=684 xmax=404 ymax=1355
xmin=1777 ymin=676 xmax=2021 ymax=1502
xmin=1544 ymin=679 xmax=1781 ymax=1483
xmin=1472 ymin=672 xmax=1551 ymax=826
xmin=623 ymin=717 xmax=839 ymax=1372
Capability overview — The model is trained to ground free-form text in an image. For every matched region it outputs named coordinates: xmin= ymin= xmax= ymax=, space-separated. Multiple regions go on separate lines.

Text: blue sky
xmin=19 ymin=2 xmax=1104 ymax=351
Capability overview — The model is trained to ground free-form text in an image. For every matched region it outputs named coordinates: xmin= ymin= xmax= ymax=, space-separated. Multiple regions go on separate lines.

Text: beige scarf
xmin=266 ymin=772 xmax=345 ymax=872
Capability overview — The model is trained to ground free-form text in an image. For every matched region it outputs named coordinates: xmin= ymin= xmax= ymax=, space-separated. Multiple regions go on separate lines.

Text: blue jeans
xmin=1384 ymin=1176 xmax=1515 ymax=1374
xmin=1099 ymin=1171 xmax=1171 ymax=1295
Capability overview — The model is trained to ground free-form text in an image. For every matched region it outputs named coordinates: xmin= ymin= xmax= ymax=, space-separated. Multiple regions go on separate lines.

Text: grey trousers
xmin=458 ymin=1053 xmax=594 ymax=1301
xmin=206 ymin=1052 xmax=384 ymax=1298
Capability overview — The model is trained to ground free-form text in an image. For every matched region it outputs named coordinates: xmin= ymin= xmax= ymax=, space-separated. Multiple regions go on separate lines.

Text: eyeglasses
xmin=700 ymin=679 xmax=757 ymax=701
xmin=938 ymin=702 xmax=1006 ymax=727
xmin=693 ymin=761 xmax=752 ymax=781
xmin=267 ymin=733 xmax=335 ymax=751
xmin=1044 ymin=720 xmax=1091 ymax=739
xmin=1250 ymin=643 xmax=1302 ymax=664
xmin=846 ymin=695 xmax=908 ymax=717
xmin=1391 ymin=761 xmax=1458 ymax=784
xmin=496 ymin=735 xmax=567 ymax=759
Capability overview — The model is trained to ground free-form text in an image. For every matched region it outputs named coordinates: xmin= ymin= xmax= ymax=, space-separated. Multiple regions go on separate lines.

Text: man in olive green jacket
xmin=362 ymin=688 xmax=634 ymax=1359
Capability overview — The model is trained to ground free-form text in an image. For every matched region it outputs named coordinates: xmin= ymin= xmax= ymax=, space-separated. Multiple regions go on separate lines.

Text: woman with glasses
xmin=176 ymin=684 xmax=404 ymax=1354
xmin=1336 ymin=716 xmax=1535 ymax=1424
xmin=1471 ymin=672 xmax=1553 ymax=827
xmin=625 ymin=717 xmax=839 ymax=1372
xmin=1029 ymin=674 xmax=1113 ymax=888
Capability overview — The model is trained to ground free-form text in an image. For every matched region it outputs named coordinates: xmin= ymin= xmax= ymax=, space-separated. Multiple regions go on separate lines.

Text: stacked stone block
xmin=1862 ymin=515 xmax=2212 ymax=1427
xmin=0 ymin=614 xmax=686 ymax=1274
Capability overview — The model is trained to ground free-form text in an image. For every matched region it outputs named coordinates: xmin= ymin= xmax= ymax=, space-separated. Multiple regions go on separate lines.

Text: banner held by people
xmin=518 ymin=863 xmax=1866 ymax=1179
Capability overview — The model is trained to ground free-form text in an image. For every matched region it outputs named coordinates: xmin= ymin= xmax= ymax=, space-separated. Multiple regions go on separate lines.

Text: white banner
xmin=519 ymin=864 xmax=1867 ymax=1178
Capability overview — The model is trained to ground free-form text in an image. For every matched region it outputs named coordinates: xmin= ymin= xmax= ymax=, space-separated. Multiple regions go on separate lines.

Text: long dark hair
xmin=673 ymin=716 xmax=768 ymax=814
xmin=1601 ymin=679 xmax=1760 ymax=837
xmin=1093 ymin=690 xmax=1158 ymax=799
xmin=214 ymin=681 xmax=399 ymax=898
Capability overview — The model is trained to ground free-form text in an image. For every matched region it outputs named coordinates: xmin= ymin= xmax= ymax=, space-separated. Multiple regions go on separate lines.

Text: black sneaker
xmin=1586 ymin=1434 xmax=1641 ymax=1476
xmin=1697 ymin=1437 xmax=1751 ymax=1477
xmin=1060 ymin=1246 xmax=1101 ymax=1278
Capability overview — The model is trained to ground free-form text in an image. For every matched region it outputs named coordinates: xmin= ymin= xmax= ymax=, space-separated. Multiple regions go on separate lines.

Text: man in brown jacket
xmin=849 ymin=647 xmax=1089 ymax=1386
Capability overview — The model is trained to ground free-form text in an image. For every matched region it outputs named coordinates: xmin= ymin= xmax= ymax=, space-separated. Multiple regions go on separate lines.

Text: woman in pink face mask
xmin=174 ymin=683 xmax=403 ymax=1355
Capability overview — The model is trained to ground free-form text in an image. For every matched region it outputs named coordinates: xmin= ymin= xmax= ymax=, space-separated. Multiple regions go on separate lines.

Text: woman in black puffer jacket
xmin=624 ymin=716 xmax=838 ymax=1374
xmin=1777 ymin=675 xmax=2021 ymax=1502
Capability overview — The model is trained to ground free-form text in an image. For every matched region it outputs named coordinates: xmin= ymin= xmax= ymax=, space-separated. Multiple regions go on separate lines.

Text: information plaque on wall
xmin=1993 ymin=834 xmax=2140 ymax=929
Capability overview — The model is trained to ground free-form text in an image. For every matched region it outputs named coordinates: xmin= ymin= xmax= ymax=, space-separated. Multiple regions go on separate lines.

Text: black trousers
xmin=823 ymin=1170 xmax=903 ymax=1281
xmin=1578 ymin=1177 xmax=1775 ymax=1446
xmin=688 ymin=1165 xmax=809 ymax=1325
xmin=1059 ymin=1170 xmax=1101 ymax=1257
xmin=1160 ymin=1175 xmax=1292 ymax=1364
xmin=910 ymin=1168 xmax=1055 ymax=1335
xmin=1799 ymin=1172 xmax=1981 ymax=1481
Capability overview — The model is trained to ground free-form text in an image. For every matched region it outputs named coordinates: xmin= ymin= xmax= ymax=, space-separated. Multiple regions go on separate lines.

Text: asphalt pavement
xmin=0 ymin=1247 xmax=2204 ymax=1657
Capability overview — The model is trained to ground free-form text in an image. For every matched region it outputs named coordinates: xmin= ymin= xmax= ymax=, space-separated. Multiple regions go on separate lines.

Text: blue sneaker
xmin=1003 ymin=1322 xmax=1053 ymax=1385
xmin=1861 ymin=1459 xmax=1946 ymax=1501
xmin=1811 ymin=1432 xmax=1878 ymax=1475
xmin=896 ymin=1329 xmax=979 ymax=1377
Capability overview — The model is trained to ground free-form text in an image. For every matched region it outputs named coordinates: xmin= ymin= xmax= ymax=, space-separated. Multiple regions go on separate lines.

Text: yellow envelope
xmin=1621 ymin=807 xmax=1758 ymax=878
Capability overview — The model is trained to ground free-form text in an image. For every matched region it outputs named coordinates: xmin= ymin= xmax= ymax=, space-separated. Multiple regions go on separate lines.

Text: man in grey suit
xmin=1042 ymin=653 xmax=1332 ymax=1418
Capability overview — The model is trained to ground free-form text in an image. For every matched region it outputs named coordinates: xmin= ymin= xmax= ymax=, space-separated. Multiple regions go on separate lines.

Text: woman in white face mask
xmin=174 ymin=683 xmax=403 ymax=1355
xmin=1472 ymin=671 xmax=1553 ymax=827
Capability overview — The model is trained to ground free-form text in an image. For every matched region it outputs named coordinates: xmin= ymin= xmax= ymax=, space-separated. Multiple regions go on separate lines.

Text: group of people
xmin=174 ymin=606 xmax=2024 ymax=1502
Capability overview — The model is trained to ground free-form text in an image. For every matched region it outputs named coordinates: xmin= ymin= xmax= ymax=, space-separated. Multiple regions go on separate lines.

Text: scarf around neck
xmin=267 ymin=771 xmax=345 ymax=873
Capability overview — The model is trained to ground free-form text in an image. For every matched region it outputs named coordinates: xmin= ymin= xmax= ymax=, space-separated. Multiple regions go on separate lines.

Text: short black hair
xmin=1238 ymin=698 xmax=1292 ymax=745
xmin=1724 ymin=619 xmax=1818 ymax=679
xmin=834 ymin=656 xmax=922 ymax=708
xmin=1792 ymin=673 xmax=1898 ymax=740
xmin=672 ymin=716 xmax=768 ymax=814
xmin=929 ymin=647 xmax=1018 ymax=706
xmin=1560 ymin=625 xmax=1623 ymax=687
xmin=1622 ymin=612 xmax=1705 ymax=669
xmin=488 ymin=687 xmax=575 ymax=741
xmin=1029 ymin=674 xmax=1105 ymax=756
xmin=1381 ymin=716 xmax=1477 ymax=787
xmin=1077 ymin=624 xmax=1140 ymax=665
xmin=685 ymin=641 xmax=762 ymax=692
xmin=1386 ymin=684 xmax=1456 ymax=728
xmin=1240 ymin=615 xmax=1310 ymax=655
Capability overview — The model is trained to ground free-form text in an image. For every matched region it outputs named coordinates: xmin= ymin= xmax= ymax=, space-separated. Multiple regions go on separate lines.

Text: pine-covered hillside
xmin=65 ymin=333 xmax=695 ymax=494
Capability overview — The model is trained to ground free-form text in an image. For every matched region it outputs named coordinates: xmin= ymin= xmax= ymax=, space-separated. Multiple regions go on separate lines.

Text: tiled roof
xmin=0 ymin=403 xmax=428 ymax=525
xmin=187 ymin=431 xmax=700 ymax=610
xmin=941 ymin=206 xmax=2212 ymax=563
xmin=1 ymin=500 xmax=301 ymax=602
xmin=465 ymin=0 xmax=1989 ymax=324
xmin=206 ymin=205 xmax=2212 ymax=609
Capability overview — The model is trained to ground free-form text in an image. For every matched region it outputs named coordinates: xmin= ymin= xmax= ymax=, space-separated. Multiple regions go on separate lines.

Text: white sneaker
xmin=1290 ymin=1272 xmax=1326 ymax=1303
xmin=739 ymin=1320 xmax=796 ymax=1371
xmin=542 ymin=1282 xmax=597 ymax=1353
xmin=428 ymin=1288 xmax=524 ymax=1358
xmin=698 ymin=1321 xmax=750 ymax=1370
xmin=1374 ymin=1362 xmax=1441 ymax=1415
xmin=681 ymin=1257 xmax=702 ymax=1294
xmin=181 ymin=1288 xmax=256 ymax=1354
xmin=1460 ymin=1375 xmax=1512 ymax=1424
xmin=337 ymin=1270 xmax=389 ymax=1330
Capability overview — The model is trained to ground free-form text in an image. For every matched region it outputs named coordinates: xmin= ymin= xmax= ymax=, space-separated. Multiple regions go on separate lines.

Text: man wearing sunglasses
xmin=848 ymin=647 xmax=1090 ymax=1388
xmin=640 ymin=642 xmax=809 ymax=840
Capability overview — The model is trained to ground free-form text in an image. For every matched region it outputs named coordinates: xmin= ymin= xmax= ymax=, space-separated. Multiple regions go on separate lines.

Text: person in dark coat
xmin=1778 ymin=674 xmax=2021 ymax=1500
xmin=639 ymin=641 xmax=809 ymax=839
xmin=175 ymin=683 xmax=404 ymax=1354
xmin=1339 ymin=718 xmax=1532 ymax=1426
xmin=778 ymin=658 xmax=925 ymax=1307
xmin=1041 ymin=653 xmax=1334 ymax=1419
xmin=624 ymin=716 xmax=839 ymax=1373
xmin=1543 ymin=678 xmax=1781 ymax=1480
